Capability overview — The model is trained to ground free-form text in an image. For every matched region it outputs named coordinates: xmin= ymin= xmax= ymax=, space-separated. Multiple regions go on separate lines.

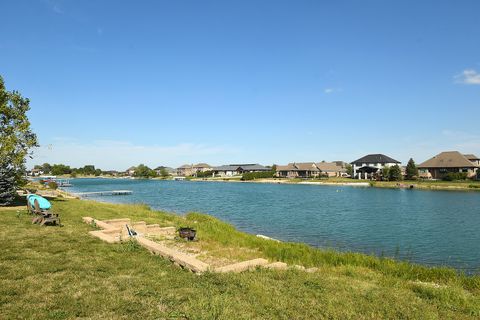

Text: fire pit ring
xmin=178 ymin=227 xmax=196 ymax=241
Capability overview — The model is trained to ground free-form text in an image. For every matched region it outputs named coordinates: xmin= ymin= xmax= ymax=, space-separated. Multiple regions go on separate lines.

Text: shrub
xmin=47 ymin=181 xmax=58 ymax=189
xmin=442 ymin=172 xmax=468 ymax=181
xmin=241 ymin=171 xmax=275 ymax=181
xmin=196 ymin=170 xmax=213 ymax=178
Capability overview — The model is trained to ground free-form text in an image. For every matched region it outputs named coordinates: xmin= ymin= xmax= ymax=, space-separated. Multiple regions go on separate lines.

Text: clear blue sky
xmin=1 ymin=0 xmax=479 ymax=170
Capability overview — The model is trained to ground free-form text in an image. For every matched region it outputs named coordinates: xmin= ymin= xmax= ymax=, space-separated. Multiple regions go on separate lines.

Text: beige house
xmin=418 ymin=151 xmax=479 ymax=179
xmin=176 ymin=163 xmax=212 ymax=176
xmin=192 ymin=163 xmax=212 ymax=173
xmin=315 ymin=162 xmax=347 ymax=177
xmin=464 ymin=154 xmax=480 ymax=166
xmin=276 ymin=161 xmax=347 ymax=178
xmin=176 ymin=164 xmax=195 ymax=177
xmin=125 ymin=166 xmax=136 ymax=176
xmin=276 ymin=162 xmax=320 ymax=178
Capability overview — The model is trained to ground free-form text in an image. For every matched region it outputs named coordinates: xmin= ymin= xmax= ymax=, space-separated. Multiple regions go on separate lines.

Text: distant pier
xmin=74 ymin=190 xmax=133 ymax=197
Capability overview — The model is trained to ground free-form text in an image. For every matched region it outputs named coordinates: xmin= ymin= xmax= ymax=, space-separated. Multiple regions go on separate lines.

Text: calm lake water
xmin=67 ymin=178 xmax=480 ymax=273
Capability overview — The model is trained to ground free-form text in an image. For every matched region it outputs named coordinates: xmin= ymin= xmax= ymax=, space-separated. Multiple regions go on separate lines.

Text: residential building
xmin=464 ymin=154 xmax=480 ymax=166
xmin=175 ymin=163 xmax=212 ymax=176
xmin=351 ymin=154 xmax=401 ymax=179
xmin=276 ymin=162 xmax=320 ymax=178
xmin=276 ymin=161 xmax=346 ymax=178
xmin=212 ymin=164 xmax=270 ymax=177
xmin=154 ymin=166 xmax=175 ymax=176
xmin=125 ymin=166 xmax=136 ymax=176
xmin=176 ymin=164 xmax=195 ymax=177
xmin=315 ymin=162 xmax=347 ymax=177
xmin=192 ymin=163 xmax=212 ymax=173
xmin=29 ymin=168 xmax=43 ymax=176
xmin=417 ymin=151 xmax=479 ymax=179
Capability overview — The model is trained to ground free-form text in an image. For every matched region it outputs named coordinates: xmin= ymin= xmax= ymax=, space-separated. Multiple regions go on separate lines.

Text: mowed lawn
xmin=1 ymin=199 xmax=479 ymax=319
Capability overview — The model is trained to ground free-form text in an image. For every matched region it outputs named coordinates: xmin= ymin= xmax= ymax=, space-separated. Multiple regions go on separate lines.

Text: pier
xmin=74 ymin=190 xmax=133 ymax=197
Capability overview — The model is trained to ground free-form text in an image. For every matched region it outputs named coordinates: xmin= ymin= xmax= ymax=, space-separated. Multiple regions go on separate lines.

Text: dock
xmin=74 ymin=190 xmax=133 ymax=197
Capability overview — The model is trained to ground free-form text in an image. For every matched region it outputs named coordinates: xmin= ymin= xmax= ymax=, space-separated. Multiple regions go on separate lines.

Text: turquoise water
xmin=68 ymin=178 xmax=480 ymax=273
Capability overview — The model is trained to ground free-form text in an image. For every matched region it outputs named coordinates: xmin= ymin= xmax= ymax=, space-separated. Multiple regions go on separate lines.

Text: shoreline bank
xmin=2 ymin=197 xmax=479 ymax=318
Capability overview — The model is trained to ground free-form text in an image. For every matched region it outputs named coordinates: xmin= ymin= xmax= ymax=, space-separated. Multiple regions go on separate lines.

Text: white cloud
xmin=27 ymin=139 xmax=240 ymax=170
xmin=454 ymin=69 xmax=480 ymax=85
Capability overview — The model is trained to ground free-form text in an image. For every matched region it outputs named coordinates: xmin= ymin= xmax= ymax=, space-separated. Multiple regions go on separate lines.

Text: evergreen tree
xmin=388 ymin=165 xmax=403 ymax=181
xmin=405 ymin=158 xmax=418 ymax=180
xmin=0 ymin=162 xmax=16 ymax=205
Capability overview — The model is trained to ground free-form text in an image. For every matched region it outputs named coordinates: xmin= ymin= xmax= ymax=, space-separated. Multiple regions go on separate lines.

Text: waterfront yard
xmin=1 ymin=198 xmax=479 ymax=319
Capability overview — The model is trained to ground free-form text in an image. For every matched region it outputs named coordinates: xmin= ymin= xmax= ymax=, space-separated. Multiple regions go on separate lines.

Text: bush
xmin=241 ymin=171 xmax=275 ymax=181
xmin=442 ymin=172 xmax=468 ymax=181
xmin=196 ymin=170 xmax=213 ymax=178
xmin=47 ymin=181 xmax=58 ymax=189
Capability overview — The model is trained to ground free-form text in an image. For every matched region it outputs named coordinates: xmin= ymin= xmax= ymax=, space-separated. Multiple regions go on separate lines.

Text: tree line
xmin=33 ymin=163 xmax=103 ymax=177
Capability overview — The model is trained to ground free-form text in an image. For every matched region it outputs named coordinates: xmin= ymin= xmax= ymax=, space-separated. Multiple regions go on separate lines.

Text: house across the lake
xmin=125 ymin=166 xmax=136 ymax=176
xmin=315 ymin=161 xmax=348 ymax=177
xmin=417 ymin=151 xmax=479 ymax=179
xmin=212 ymin=164 xmax=270 ymax=177
xmin=176 ymin=164 xmax=194 ymax=177
xmin=276 ymin=162 xmax=346 ymax=178
xmin=276 ymin=162 xmax=319 ymax=178
xmin=351 ymin=154 xmax=401 ymax=179
xmin=154 ymin=166 xmax=175 ymax=176
xmin=192 ymin=163 xmax=212 ymax=173
xmin=176 ymin=163 xmax=212 ymax=176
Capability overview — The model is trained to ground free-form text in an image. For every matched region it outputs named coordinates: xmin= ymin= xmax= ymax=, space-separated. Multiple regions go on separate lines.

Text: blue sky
xmin=1 ymin=0 xmax=479 ymax=170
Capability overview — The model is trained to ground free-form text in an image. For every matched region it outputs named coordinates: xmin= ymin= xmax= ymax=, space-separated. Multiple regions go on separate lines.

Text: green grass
xmin=1 ymin=199 xmax=479 ymax=319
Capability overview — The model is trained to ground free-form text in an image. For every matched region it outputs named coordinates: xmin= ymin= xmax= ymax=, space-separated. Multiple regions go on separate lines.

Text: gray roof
xmin=213 ymin=164 xmax=270 ymax=171
xmin=351 ymin=154 xmax=400 ymax=165
xmin=212 ymin=165 xmax=239 ymax=171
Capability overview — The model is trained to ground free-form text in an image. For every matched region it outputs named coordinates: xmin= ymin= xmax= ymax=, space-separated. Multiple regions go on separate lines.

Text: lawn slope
xmin=0 ymin=199 xmax=479 ymax=319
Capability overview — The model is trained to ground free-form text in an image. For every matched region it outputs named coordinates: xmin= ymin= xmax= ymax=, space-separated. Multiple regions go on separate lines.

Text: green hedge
xmin=442 ymin=172 xmax=468 ymax=181
xmin=241 ymin=171 xmax=275 ymax=181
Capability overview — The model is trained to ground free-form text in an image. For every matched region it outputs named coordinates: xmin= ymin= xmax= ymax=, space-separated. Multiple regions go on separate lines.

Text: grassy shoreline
xmin=1 ymin=197 xmax=479 ymax=318
xmin=188 ymin=177 xmax=480 ymax=192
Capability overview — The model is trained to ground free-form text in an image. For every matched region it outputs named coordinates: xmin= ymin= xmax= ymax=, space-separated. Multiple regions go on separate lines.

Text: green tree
xmin=381 ymin=166 xmax=390 ymax=181
xmin=159 ymin=168 xmax=170 ymax=178
xmin=345 ymin=164 xmax=353 ymax=176
xmin=51 ymin=164 xmax=71 ymax=176
xmin=94 ymin=169 xmax=102 ymax=176
xmin=388 ymin=165 xmax=403 ymax=181
xmin=0 ymin=76 xmax=38 ymax=204
xmin=41 ymin=163 xmax=52 ymax=174
xmin=133 ymin=164 xmax=157 ymax=178
xmin=405 ymin=158 xmax=418 ymax=180
xmin=83 ymin=165 xmax=96 ymax=175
